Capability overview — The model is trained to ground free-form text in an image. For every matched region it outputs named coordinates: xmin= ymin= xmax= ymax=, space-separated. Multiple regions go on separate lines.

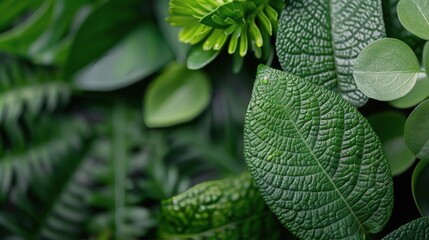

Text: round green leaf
xmin=186 ymin=44 xmax=220 ymax=70
xmin=412 ymin=160 xmax=429 ymax=216
xmin=354 ymin=38 xmax=421 ymax=101
xmin=144 ymin=64 xmax=210 ymax=128
xmin=389 ymin=73 xmax=429 ymax=108
xmin=397 ymin=0 xmax=429 ymax=40
xmin=368 ymin=111 xmax=415 ymax=175
xmin=74 ymin=24 xmax=173 ymax=91
xmin=405 ymin=99 xmax=429 ymax=159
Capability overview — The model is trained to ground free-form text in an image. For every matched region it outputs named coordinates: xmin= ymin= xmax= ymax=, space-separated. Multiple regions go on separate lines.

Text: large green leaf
xmin=144 ymin=63 xmax=210 ymax=128
xmin=404 ymin=99 xmax=429 ymax=160
xmin=244 ymin=65 xmax=393 ymax=239
xmin=276 ymin=0 xmax=386 ymax=107
xmin=397 ymin=0 xmax=429 ymax=40
xmin=354 ymin=38 xmax=421 ymax=101
xmin=412 ymin=160 xmax=429 ymax=216
xmin=382 ymin=216 xmax=429 ymax=239
xmin=74 ymin=24 xmax=172 ymax=91
xmin=159 ymin=173 xmax=281 ymax=239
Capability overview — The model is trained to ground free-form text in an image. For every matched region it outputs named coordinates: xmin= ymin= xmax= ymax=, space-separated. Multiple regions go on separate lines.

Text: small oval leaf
xmin=354 ymin=38 xmax=421 ymax=101
xmin=245 ymin=65 xmax=393 ymax=239
xmin=186 ymin=44 xmax=220 ymax=70
xmin=382 ymin=216 xmax=429 ymax=239
xmin=144 ymin=63 xmax=210 ymax=128
xmin=368 ymin=111 xmax=415 ymax=175
xmin=404 ymin=99 xmax=429 ymax=160
xmin=412 ymin=160 xmax=429 ymax=216
xmin=159 ymin=174 xmax=281 ymax=239
xmin=397 ymin=0 xmax=429 ymax=40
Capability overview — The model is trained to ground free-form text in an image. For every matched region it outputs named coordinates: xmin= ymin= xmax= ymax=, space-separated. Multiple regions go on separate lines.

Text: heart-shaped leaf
xmin=404 ymin=99 xmax=429 ymax=160
xmin=397 ymin=0 xmax=429 ymax=40
xmin=412 ymin=160 xmax=429 ymax=216
xmin=143 ymin=63 xmax=210 ymax=128
xmin=276 ymin=0 xmax=386 ymax=107
xmin=354 ymin=38 xmax=421 ymax=101
xmin=244 ymin=65 xmax=393 ymax=239
xmin=382 ymin=216 xmax=429 ymax=239
xmin=159 ymin=174 xmax=281 ymax=239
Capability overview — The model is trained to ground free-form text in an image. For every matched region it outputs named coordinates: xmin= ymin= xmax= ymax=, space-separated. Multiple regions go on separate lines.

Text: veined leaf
xmin=404 ymin=99 xmax=429 ymax=160
xmin=244 ymin=65 xmax=393 ymax=239
xmin=276 ymin=0 xmax=386 ymax=107
xmin=397 ymin=0 xmax=429 ymax=40
xmin=382 ymin=216 xmax=429 ymax=239
xmin=354 ymin=38 xmax=421 ymax=101
xmin=159 ymin=174 xmax=281 ymax=239
xmin=412 ymin=160 xmax=429 ymax=216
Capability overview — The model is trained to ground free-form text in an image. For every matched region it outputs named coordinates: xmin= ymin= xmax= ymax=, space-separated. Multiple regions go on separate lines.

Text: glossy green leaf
xmin=144 ymin=64 xmax=211 ymax=128
xmin=382 ymin=216 xmax=429 ymax=239
xmin=159 ymin=174 xmax=281 ymax=239
xmin=404 ymin=99 xmax=429 ymax=160
xmin=397 ymin=0 xmax=429 ymax=40
xmin=74 ymin=24 xmax=172 ymax=91
xmin=186 ymin=44 xmax=220 ymax=70
xmin=276 ymin=0 xmax=386 ymax=107
xmin=244 ymin=65 xmax=393 ymax=239
xmin=354 ymin=38 xmax=421 ymax=101
xmin=65 ymin=0 xmax=141 ymax=79
xmin=368 ymin=112 xmax=415 ymax=175
xmin=389 ymin=73 xmax=429 ymax=109
xmin=412 ymin=160 xmax=429 ymax=216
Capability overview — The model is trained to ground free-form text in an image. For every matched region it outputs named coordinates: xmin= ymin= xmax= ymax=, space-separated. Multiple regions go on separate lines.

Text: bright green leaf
xmin=412 ymin=160 xmax=429 ymax=216
xmin=382 ymin=216 xmax=429 ymax=239
xmin=159 ymin=174 xmax=281 ymax=239
xmin=354 ymin=38 xmax=421 ymax=101
xmin=404 ymin=99 xmax=429 ymax=160
xmin=389 ymin=73 xmax=429 ymax=109
xmin=144 ymin=64 xmax=211 ymax=128
xmin=244 ymin=65 xmax=393 ymax=239
xmin=397 ymin=0 xmax=429 ymax=40
xmin=74 ymin=24 xmax=172 ymax=91
xmin=276 ymin=0 xmax=386 ymax=107
xmin=186 ymin=44 xmax=220 ymax=70
xmin=368 ymin=112 xmax=415 ymax=175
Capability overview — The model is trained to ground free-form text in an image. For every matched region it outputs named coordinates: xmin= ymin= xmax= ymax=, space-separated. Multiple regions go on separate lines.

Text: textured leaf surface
xmin=405 ymin=99 xmax=429 ymax=160
xmin=354 ymin=38 xmax=421 ymax=101
xmin=276 ymin=0 xmax=386 ymax=107
xmin=244 ymin=65 xmax=393 ymax=239
xmin=159 ymin=174 xmax=280 ymax=239
xmin=412 ymin=160 xmax=429 ymax=216
xmin=397 ymin=0 xmax=429 ymax=40
xmin=382 ymin=216 xmax=429 ymax=239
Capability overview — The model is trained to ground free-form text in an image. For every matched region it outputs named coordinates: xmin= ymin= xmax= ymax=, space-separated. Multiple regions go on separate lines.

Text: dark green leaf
xmin=244 ymin=65 xmax=393 ymax=239
xmin=74 ymin=24 xmax=172 ymax=91
xmin=397 ymin=0 xmax=429 ymax=40
xmin=354 ymin=38 xmax=421 ymax=101
xmin=144 ymin=63 xmax=210 ymax=128
xmin=276 ymin=0 xmax=386 ymax=107
xmin=412 ymin=160 xmax=429 ymax=216
xmin=382 ymin=216 xmax=429 ymax=239
xmin=424 ymin=41 xmax=429 ymax=71
xmin=159 ymin=174 xmax=281 ymax=239
xmin=368 ymin=112 xmax=415 ymax=175
xmin=404 ymin=99 xmax=429 ymax=160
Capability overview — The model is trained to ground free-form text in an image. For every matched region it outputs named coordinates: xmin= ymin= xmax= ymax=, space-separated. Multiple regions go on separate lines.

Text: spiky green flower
xmin=167 ymin=0 xmax=284 ymax=69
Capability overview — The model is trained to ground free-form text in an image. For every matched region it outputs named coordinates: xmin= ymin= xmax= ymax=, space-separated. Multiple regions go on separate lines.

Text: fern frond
xmin=0 ymin=57 xmax=70 ymax=124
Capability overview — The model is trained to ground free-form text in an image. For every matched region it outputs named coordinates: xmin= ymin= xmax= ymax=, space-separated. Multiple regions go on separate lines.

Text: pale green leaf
xmin=159 ymin=174 xmax=281 ymax=239
xmin=144 ymin=64 xmax=210 ymax=128
xmin=354 ymin=38 xmax=421 ymax=101
xmin=368 ymin=112 xmax=415 ymax=175
xmin=276 ymin=0 xmax=386 ymax=107
xmin=244 ymin=65 xmax=393 ymax=239
xmin=389 ymin=73 xmax=429 ymax=109
xmin=74 ymin=24 xmax=172 ymax=91
xmin=412 ymin=160 xmax=429 ymax=216
xmin=382 ymin=216 xmax=429 ymax=239
xmin=186 ymin=44 xmax=220 ymax=70
xmin=397 ymin=0 xmax=429 ymax=40
xmin=404 ymin=99 xmax=429 ymax=160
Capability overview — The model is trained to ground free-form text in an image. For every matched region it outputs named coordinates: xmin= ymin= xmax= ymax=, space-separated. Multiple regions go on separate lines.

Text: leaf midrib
xmin=284 ymin=103 xmax=366 ymax=235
